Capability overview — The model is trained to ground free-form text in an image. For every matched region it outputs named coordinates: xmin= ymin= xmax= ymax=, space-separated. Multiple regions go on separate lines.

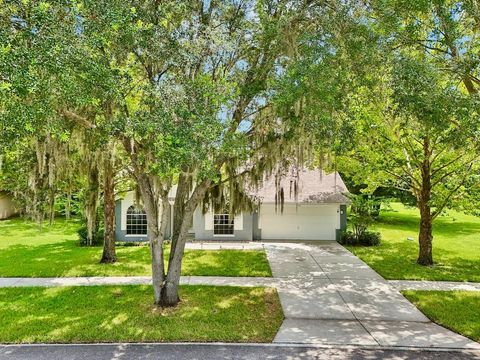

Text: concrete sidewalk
xmin=390 ymin=280 xmax=480 ymax=291
xmin=184 ymin=242 xmax=265 ymax=250
xmin=0 ymin=276 xmax=275 ymax=288
xmin=265 ymin=242 xmax=480 ymax=349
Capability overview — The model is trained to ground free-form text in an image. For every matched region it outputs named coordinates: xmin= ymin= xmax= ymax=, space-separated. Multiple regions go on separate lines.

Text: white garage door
xmin=260 ymin=204 xmax=339 ymax=240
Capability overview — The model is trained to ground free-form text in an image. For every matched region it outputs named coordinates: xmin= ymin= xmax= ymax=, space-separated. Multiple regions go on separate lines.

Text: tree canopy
xmin=1 ymin=0 xmax=479 ymax=304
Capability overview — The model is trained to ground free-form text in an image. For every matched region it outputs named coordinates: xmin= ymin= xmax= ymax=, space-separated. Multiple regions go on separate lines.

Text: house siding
xmin=252 ymin=211 xmax=262 ymax=240
xmin=0 ymin=193 xmax=16 ymax=220
xmin=115 ymin=191 xmax=347 ymax=242
xmin=193 ymin=209 xmax=253 ymax=241
xmin=336 ymin=204 xmax=348 ymax=241
xmin=114 ymin=197 xmax=172 ymax=242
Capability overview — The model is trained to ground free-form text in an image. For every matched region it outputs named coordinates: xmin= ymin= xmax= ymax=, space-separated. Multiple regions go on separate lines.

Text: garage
xmin=259 ymin=204 xmax=340 ymax=240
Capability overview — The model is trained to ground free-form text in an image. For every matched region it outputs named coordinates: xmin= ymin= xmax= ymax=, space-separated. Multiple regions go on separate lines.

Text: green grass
xmin=403 ymin=290 xmax=480 ymax=342
xmin=0 ymin=217 xmax=272 ymax=278
xmin=0 ymin=285 xmax=283 ymax=343
xmin=347 ymin=203 xmax=480 ymax=282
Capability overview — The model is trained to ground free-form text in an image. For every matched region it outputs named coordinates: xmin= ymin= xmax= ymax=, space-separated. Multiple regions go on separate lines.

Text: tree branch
xmin=383 ymin=168 xmax=420 ymax=192
xmin=431 ymin=164 xmax=473 ymax=220
xmin=430 ymin=154 xmax=480 ymax=188
xmin=431 ymin=153 xmax=467 ymax=177
xmin=60 ymin=109 xmax=96 ymax=129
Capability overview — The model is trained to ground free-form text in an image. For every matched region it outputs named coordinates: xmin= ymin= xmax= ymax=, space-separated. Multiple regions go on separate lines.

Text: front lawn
xmin=0 ymin=218 xmax=271 ymax=277
xmin=403 ymin=290 xmax=480 ymax=343
xmin=0 ymin=285 xmax=283 ymax=343
xmin=347 ymin=203 xmax=480 ymax=282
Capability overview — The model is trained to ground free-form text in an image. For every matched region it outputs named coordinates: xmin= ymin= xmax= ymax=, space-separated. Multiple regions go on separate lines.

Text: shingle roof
xmin=119 ymin=169 xmax=349 ymax=205
xmin=250 ymin=169 xmax=349 ymax=204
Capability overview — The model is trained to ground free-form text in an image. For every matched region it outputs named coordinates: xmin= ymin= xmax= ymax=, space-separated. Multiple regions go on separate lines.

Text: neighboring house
xmin=0 ymin=191 xmax=16 ymax=220
xmin=115 ymin=169 xmax=348 ymax=242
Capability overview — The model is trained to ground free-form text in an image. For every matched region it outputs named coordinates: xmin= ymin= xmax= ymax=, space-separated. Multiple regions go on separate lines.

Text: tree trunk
xmin=435 ymin=5 xmax=478 ymax=96
xmin=136 ymin=174 xmax=170 ymax=305
xmin=417 ymin=137 xmax=434 ymax=266
xmin=48 ymin=189 xmax=55 ymax=225
xmin=463 ymin=77 xmax=478 ymax=95
xmin=417 ymin=205 xmax=433 ymax=266
xmin=161 ymin=205 xmax=192 ymax=307
xmin=65 ymin=190 xmax=71 ymax=220
xmin=121 ymin=138 xmax=174 ymax=305
xmin=122 ymin=139 xmax=171 ymax=305
xmin=150 ymin=196 xmax=169 ymax=305
xmin=160 ymin=179 xmax=211 ymax=307
xmin=150 ymin=230 xmax=165 ymax=305
xmin=159 ymin=173 xmax=191 ymax=307
xmin=170 ymin=172 xmax=189 ymax=253
xmin=100 ymin=153 xmax=116 ymax=264
xmin=86 ymin=165 xmax=100 ymax=246
xmin=417 ymin=211 xmax=433 ymax=266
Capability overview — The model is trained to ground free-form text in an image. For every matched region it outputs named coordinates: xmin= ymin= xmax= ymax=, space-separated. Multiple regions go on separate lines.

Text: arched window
xmin=126 ymin=206 xmax=147 ymax=235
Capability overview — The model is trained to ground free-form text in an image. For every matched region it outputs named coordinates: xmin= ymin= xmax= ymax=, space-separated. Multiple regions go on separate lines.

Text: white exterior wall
xmin=0 ymin=194 xmax=16 ymax=220
xmin=120 ymin=192 xmax=135 ymax=231
xmin=116 ymin=191 xmax=343 ymax=242
xmin=192 ymin=207 xmax=253 ymax=241
xmin=118 ymin=191 xmax=164 ymax=237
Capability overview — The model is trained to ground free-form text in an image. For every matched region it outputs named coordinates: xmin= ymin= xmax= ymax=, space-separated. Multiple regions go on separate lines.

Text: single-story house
xmin=0 ymin=191 xmax=16 ymax=220
xmin=115 ymin=169 xmax=348 ymax=242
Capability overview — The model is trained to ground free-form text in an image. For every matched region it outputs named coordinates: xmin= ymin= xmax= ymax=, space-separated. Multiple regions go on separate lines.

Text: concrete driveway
xmin=265 ymin=241 xmax=480 ymax=349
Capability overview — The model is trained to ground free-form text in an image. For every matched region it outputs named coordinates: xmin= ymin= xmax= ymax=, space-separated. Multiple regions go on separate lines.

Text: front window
xmin=213 ymin=213 xmax=234 ymax=235
xmin=126 ymin=206 xmax=147 ymax=235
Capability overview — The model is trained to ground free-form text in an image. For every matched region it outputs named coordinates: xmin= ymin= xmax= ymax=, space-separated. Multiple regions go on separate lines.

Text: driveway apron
xmin=265 ymin=241 xmax=480 ymax=349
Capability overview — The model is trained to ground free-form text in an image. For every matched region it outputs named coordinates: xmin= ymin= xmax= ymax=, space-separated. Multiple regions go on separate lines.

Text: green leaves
xmin=372 ymin=0 xmax=479 ymax=95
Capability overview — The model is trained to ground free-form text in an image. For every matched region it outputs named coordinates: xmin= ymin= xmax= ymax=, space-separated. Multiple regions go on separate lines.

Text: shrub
xmin=340 ymin=230 xmax=381 ymax=246
xmin=340 ymin=230 xmax=357 ymax=245
xmin=340 ymin=194 xmax=382 ymax=247
xmin=55 ymin=194 xmax=81 ymax=217
xmin=358 ymin=231 xmax=381 ymax=246
xmin=348 ymin=194 xmax=383 ymax=239
xmin=78 ymin=226 xmax=104 ymax=246
xmin=117 ymin=241 xmax=144 ymax=247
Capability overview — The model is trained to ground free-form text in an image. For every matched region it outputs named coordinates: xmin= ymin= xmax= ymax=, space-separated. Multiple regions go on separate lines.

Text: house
xmin=0 ymin=191 xmax=16 ymax=220
xmin=115 ymin=169 xmax=348 ymax=242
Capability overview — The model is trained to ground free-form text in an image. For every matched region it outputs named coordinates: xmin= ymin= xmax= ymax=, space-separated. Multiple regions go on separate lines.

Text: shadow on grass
xmin=403 ymin=290 xmax=480 ymax=342
xmin=349 ymin=208 xmax=480 ymax=282
xmin=0 ymin=241 xmax=151 ymax=277
xmin=1 ymin=217 xmax=272 ymax=277
xmin=353 ymin=241 xmax=480 ymax=281
xmin=0 ymin=217 xmax=80 ymax=241
xmin=0 ymin=285 xmax=283 ymax=343
xmin=182 ymin=250 xmax=272 ymax=277
xmin=0 ymin=240 xmax=271 ymax=278
xmin=378 ymin=210 xmax=480 ymax=237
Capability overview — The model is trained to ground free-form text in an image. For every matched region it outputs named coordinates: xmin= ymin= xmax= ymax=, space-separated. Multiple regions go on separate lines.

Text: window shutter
xmin=234 ymin=213 xmax=243 ymax=230
xmin=204 ymin=211 xmax=214 ymax=230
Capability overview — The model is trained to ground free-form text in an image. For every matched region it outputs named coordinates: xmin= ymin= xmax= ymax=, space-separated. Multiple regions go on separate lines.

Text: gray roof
xmin=119 ymin=169 xmax=349 ymax=205
xmin=250 ymin=169 xmax=349 ymax=204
